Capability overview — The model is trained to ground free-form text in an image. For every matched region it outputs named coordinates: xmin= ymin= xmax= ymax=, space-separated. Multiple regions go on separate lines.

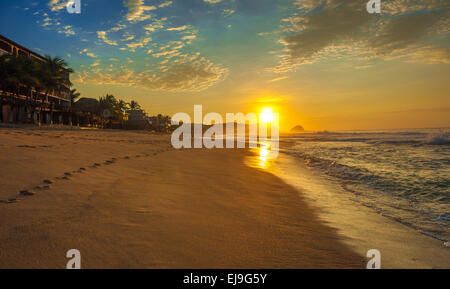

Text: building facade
xmin=0 ymin=34 xmax=72 ymax=125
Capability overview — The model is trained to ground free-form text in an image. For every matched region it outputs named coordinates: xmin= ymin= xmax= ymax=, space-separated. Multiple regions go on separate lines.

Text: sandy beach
xmin=0 ymin=127 xmax=367 ymax=268
xmin=0 ymin=127 xmax=448 ymax=269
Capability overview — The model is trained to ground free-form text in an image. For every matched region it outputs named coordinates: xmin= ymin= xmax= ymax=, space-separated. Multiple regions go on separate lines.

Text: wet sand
xmin=0 ymin=128 xmax=364 ymax=268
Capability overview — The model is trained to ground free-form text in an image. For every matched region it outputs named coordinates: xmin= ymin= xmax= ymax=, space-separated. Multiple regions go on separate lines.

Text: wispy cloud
xmin=97 ymin=31 xmax=118 ymax=46
xmin=48 ymin=0 xmax=68 ymax=12
xmin=269 ymin=76 xmax=288 ymax=83
xmin=58 ymin=25 xmax=75 ymax=36
xmin=124 ymin=0 xmax=157 ymax=22
xmin=158 ymin=1 xmax=173 ymax=8
xmin=167 ymin=25 xmax=188 ymax=31
xmin=144 ymin=18 xmax=166 ymax=32
xmin=73 ymin=56 xmax=228 ymax=92
xmin=79 ymin=48 xmax=98 ymax=58
xmin=126 ymin=37 xmax=152 ymax=52
xmin=270 ymin=0 xmax=449 ymax=73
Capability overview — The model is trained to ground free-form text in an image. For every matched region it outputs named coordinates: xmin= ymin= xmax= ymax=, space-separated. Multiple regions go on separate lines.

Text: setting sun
xmin=260 ymin=108 xmax=275 ymax=123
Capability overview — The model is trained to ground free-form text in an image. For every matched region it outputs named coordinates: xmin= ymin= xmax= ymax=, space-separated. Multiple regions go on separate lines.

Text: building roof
xmin=0 ymin=34 xmax=47 ymax=61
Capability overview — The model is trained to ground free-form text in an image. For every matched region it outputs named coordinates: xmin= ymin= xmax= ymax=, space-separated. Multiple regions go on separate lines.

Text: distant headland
xmin=290 ymin=125 xmax=305 ymax=133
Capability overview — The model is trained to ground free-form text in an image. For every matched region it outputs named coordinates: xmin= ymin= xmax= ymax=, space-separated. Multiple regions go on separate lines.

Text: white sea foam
xmin=280 ymin=128 xmax=450 ymax=241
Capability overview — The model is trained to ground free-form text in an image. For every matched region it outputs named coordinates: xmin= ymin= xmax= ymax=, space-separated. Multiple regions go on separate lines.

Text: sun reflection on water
xmin=258 ymin=143 xmax=271 ymax=169
xmin=243 ymin=141 xmax=277 ymax=170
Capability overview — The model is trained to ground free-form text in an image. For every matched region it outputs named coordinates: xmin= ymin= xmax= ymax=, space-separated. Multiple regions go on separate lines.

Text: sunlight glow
xmin=260 ymin=108 xmax=275 ymax=123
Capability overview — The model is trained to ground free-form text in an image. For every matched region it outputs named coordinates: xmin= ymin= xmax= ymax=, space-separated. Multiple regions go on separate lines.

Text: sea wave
xmin=280 ymin=131 xmax=450 ymax=241
xmin=284 ymin=130 xmax=450 ymax=145
xmin=425 ymin=132 xmax=450 ymax=145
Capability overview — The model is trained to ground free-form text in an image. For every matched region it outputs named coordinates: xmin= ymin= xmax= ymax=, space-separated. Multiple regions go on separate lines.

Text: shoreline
xmin=0 ymin=128 xmax=364 ymax=268
xmin=263 ymin=149 xmax=450 ymax=268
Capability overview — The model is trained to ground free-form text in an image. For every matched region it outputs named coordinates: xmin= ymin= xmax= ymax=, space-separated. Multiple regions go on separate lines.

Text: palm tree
xmin=129 ymin=100 xmax=141 ymax=110
xmin=117 ymin=99 xmax=128 ymax=112
xmin=70 ymin=89 xmax=80 ymax=105
xmin=0 ymin=54 xmax=22 ymax=97
xmin=40 ymin=55 xmax=73 ymax=101
xmin=37 ymin=55 xmax=73 ymax=124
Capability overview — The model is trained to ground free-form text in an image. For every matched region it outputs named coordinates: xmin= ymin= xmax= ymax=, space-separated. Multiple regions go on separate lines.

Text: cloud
xmin=124 ymin=0 xmax=157 ymax=22
xmin=368 ymin=13 xmax=440 ymax=55
xmin=58 ymin=25 xmax=75 ymax=36
xmin=182 ymin=35 xmax=196 ymax=41
xmin=73 ymin=57 xmax=228 ymax=91
xmin=383 ymin=0 xmax=448 ymax=15
xmin=167 ymin=25 xmax=188 ymax=31
xmin=271 ymin=0 xmax=448 ymax=73
xmin=41 ymin=17 xmax=53 ymax=27
xmin=158 ymin=1 xmax=173 ymax=8
xmin=126 ymin=37 xmax=152 ymax=52
xmin=139 ymin=60 xmax=227 ymax=91
xmin=48 ymin=0 xmax=68 ymax=11
xmin=80 ymin=48 xmax=98 ymax=58
xmin=122 ymin=35 xmax=135 ymax=41
xmin=272 ymin=2 xmax=371 ymax=72
xmin=223 ymin=9 xmax=235 ymax=17
xmin=385 ymin=45 xmax=450 ymax=64
xmin=97 ymin=31 xmax=118 ymax=46
xmin=269 ymin=76 xmax=288 ymax=83
xmin=152 ymin=50 xmax=180 ymax=59
xmin=144 ymin=18 xmax=166 ymax=32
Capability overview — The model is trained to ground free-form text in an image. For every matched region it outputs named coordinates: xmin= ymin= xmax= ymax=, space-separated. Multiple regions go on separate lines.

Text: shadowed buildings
xmin=0 ymin=34 xmax=71 ymax=125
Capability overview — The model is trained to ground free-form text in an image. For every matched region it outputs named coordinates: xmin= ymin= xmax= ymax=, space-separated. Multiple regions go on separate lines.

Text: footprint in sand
xmin=123 ymin=156 xmax=131 ymax=160
xmin=19 ymin=190 xmax=35 ymax=196
xmin=43 ymin=179 xmax=54 ymax=184
xmin=90 ymin=163 xmax=101 ymax=168
xmin=17 ymin=145 xmax=37 ymax=148
xmin=57 ymin=174 xmax=71 ymax=180
xmin=104 ymin=159 xmax=116 ymax=165
xmin=35 ymin=184 xmax=51 ymax=190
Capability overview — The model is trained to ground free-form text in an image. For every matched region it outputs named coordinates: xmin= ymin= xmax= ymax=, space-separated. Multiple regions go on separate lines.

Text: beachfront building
xmin=148 ymin=114 xmax=171 ymax=131
xmin=126 ymin=109 xmax=151 ymax=130
xmin=0 ymin=34 xmax=71 ymax=125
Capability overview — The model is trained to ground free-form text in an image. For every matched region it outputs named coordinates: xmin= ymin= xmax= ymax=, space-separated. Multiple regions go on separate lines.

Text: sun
xmin=260 ymin=108 xmax=275 ymax=123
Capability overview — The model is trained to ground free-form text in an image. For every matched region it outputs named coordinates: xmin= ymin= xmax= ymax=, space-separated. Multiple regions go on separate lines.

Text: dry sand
xmin=0 ymin=127 xmax=365 ymax=268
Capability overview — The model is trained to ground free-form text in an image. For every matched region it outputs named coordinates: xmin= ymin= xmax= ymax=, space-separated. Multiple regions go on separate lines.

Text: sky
xmin=0 ymin=0 xmax=449 ymax=132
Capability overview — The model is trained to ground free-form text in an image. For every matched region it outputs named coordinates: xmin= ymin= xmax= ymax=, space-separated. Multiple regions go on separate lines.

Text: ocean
xmin=277 ymin=128 xmax=450 ymax=242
